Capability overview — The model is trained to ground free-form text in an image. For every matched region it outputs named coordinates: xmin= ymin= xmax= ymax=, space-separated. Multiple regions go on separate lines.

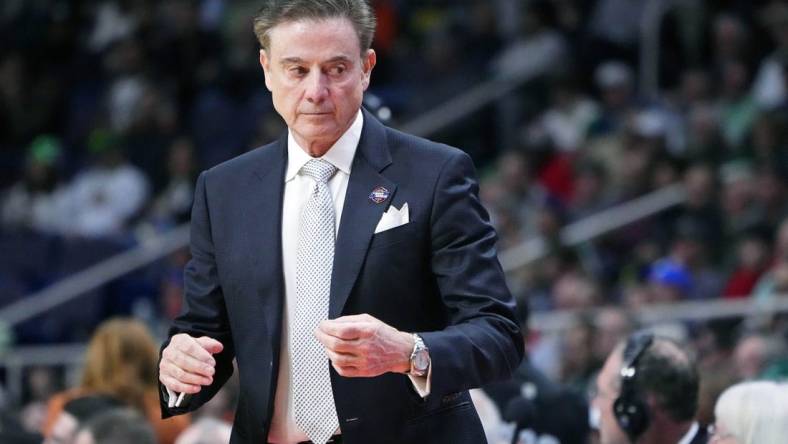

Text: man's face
xmin=259 ymin=17 xmax=375 ymax=154
xmin=592 ymin=349 xmax=631 ymax=444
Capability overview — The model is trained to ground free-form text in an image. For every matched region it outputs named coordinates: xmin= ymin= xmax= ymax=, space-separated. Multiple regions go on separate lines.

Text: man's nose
xmin=304 ymin=71 xmax=329 ymax=103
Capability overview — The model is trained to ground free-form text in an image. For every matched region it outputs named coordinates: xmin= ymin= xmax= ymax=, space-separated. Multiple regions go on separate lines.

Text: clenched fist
xmin=315 ymin=313 xmax=414 ymax=377
xmin=159 ymin=333 xmax=223 ymax=394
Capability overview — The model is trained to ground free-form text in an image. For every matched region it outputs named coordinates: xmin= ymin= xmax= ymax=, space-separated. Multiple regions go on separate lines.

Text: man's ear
xmin=644 ymin=392 xmax=662 ymax=420
xmin=361 ymin=48 xmax=376 ymax=91
xmin=259 ymin=49 xmax=272 ymax=92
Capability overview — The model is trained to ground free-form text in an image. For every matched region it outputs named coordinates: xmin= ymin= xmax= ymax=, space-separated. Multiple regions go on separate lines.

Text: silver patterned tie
xmin=292 ymin=158 xmax=339 ymax=444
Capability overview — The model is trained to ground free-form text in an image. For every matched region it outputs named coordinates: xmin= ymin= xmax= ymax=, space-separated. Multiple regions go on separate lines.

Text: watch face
xmin=414 ymin=351 xmax=430 ymax=371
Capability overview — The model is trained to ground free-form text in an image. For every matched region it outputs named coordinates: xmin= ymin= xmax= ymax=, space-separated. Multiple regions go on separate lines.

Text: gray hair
xmin=714 ymin=381 xmax=788 ymax=444
xmin=253 ymin=0 xmax=376 ymax=54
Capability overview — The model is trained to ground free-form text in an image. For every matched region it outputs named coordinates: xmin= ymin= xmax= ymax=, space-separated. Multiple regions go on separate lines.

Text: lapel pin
xmin=369 ymin=186 xmax=390 ymax=204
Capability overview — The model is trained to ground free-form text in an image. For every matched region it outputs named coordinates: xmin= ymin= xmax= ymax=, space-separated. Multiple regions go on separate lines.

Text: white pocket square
xmin=374 ymin=203 xmax=409 ymax=234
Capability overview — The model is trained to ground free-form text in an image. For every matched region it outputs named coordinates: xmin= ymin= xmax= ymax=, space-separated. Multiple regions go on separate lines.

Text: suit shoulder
xmin=383 ymin=126 xmax=469 ymax=165
xmin=202 ymin=140 xmax=282 ymax=182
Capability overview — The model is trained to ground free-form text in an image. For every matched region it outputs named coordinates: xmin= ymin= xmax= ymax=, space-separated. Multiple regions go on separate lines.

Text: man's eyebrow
xmin=324 ymin=55 xmax=353 ymax=64
xmin=279 ymin=55 xmax=353 ymax=65
xmin=279 ymin=57 xmax=304 ymax=66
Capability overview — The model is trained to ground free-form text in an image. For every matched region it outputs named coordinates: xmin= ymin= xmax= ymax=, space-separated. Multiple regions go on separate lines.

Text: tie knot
xmin=301 ymin=159 xmax=337 ymax=184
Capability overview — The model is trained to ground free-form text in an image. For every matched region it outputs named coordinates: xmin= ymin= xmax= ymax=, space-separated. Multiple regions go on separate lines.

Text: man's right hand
xmin=159 ymin=333 xmax=224 ymax=394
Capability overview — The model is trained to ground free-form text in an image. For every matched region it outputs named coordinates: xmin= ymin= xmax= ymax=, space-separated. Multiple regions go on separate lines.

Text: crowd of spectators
xmin=1 ymin=0 xmax=788 ymax=443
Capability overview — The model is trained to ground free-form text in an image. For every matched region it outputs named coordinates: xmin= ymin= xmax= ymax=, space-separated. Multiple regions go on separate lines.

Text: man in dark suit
xmin=157 ymin=1 xmax=523 ymax=444
xmin=591 ymin=333 xmax=708 ymax=444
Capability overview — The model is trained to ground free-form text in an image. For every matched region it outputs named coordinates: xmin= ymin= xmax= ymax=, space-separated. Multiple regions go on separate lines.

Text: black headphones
xmin=613 ymin=332 xmax=654 ymax=442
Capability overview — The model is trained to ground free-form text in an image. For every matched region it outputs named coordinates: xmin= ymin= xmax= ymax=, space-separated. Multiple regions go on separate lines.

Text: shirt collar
xmin=285 ymin=109 xmax=363 ymax=182
xmin=677 ymin=422 xmax=699 ymax=444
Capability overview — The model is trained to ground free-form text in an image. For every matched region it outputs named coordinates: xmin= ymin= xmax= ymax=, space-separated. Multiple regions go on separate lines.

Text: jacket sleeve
xmin=158 ymin=171 xmax=236 ymax=418
xmin=418 ymin=150 xmax=525 ymax=399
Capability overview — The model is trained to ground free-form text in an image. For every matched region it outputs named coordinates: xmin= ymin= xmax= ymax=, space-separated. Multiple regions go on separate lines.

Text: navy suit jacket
xmin=160 ymin=109 xmax=524 ymax=443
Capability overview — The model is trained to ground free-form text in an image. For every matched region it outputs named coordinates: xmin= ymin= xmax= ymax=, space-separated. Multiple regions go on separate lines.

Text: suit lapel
xmin=248 ymin=135 xmax=288 ymax=337
xmin=329 ymin=110 xmax=395 ymax=318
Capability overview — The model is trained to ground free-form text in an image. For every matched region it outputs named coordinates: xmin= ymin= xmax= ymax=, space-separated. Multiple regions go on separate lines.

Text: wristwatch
xmin=408 ymin=333 xmax=430 ymax=377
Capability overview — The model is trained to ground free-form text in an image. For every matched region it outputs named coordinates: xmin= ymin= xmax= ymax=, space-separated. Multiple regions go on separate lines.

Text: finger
xmin=325 ymin=349 xmax=356 ymax=368
xmin=195 ymin=336 xmax=224 ymax=355
xmin=331 ymin=314 xmax=377 ymax=323
xmin=315 ymin=328 xmax=358 ymax=353
xmin=166 ymin=349 xmax=216 ymax=378
xmin=173 ymin=336 xmax=217 ymax=366
xmin=159 ymin=373 xmax=202 ymax=394
xmin=319 ymin=320 xmax=366 ymax=340
xmin=161 ymin=360 xmax=213 ymax=386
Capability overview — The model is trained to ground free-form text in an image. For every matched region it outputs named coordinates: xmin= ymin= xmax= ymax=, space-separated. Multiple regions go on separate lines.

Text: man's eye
xmin=329 ymin=65 xmax=346 ymax=75
xmin=290 ymin=67 xmax=307 ymax=76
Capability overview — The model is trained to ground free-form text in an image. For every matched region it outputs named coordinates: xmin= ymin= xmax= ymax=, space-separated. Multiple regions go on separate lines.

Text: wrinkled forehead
xmin=266 ymin=17 xmax=363 ymax=58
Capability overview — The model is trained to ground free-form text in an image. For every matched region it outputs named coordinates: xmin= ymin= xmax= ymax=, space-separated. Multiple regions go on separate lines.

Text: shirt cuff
xmin=407 ymin=363 xmax=432 ymax=398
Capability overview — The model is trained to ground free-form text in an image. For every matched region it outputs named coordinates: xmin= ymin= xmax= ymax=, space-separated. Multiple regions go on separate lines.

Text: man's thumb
xmin=196 ymin=336 xmax=224 ymax=354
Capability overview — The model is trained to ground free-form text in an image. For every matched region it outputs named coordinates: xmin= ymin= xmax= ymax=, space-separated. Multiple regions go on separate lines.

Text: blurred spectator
xmin=748 ymin=113 xmax=788 ymax=176
xmin=717 ymin=59 xmax=757 ymax=150
xmin=552 ymin=272 xmax=600 ymax=310
xmin=711 ymin=381 xmax=788 ymax=444
xmin=585 ymin=0 xmax=646 ymax=69
xmin=752 ymin=2 xmax=788 ymax=109
xmin=491 ymin=1 xmax=567 ymax=81
xmin=712 ymin=14 xmax=751 ymax=69
xmin=44 ymin=394 xmax=122 ymax=444
xmin=662 ymin=216 xmax=725 ymax=300
xmin=732 ymin=333 xmax=785 ymax=380
xmin=591 ymin=333 xmax=707 ymax=444
xmin=103 ymin=38 xmax=149 ymax=134
xmin=0 ymin=408 xmax=43 ymax=444
xmin=589 ymin=60 xmax=637 ymax=136
xmin=773 ymin=218 xmax=788 ymax=263
xmin=751 ymin=164 xmax=788 ymax=228
xmin=694 ymin=319 xmax=739 ymax=375
xmin=60 ymin=130 xmax=149 ymax=238
xmin=676 ymin=69 xmax=714 ymax=112
xmin=175 ymin=417 xmax=232 ymax=444
xmin=1 ymin=135 xmax=69 ymax=234
xmin=719 ymin=161 xmax=760 ymax=237
xmin=42 ymin=318 xmax=189 ymax=444
xmin=753 ymin=219 xmax=788 ymax=302
xmin=568 ymin=160 xmax=613 ymax=221
xmin=73 ymin=407 xmax=157 ymax=444
xmin=483 ymin=361 xmax=590 ymax=444
xmin=648 ymin=259 xmax=694 ymax=303
xmin=19 ymin=366 xmax=60 ymax=433
xmin=537 ymin=75 xmax=600 ymax=153
xmin=672 ymin=163 xmax=724 ymax=256
xmin=558 ymin=313 xmax=598 ymax=391
xmin=721 ymin=231 xmax=770 ymax=299
xmin=480 ymin=150 xmax=550 ymax=249
xmin=87 ymin=1 xmax=140 ymax=53
xmin=592 ymin=307 xmax=638 ymax=365
xmin=148 ymin=137 xmax=198 ymax=226
xmin=695 ymin=365 xmax=738 ymax=428
xmin=0 ymin=50 xmax=63 ymax=151
xmin=684 ymin=104 xmax=725 ymax=164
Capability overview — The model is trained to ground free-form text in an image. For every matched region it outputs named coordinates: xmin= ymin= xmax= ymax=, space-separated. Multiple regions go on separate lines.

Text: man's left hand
xmin=315 ymin=313 xmax=414 ymax=377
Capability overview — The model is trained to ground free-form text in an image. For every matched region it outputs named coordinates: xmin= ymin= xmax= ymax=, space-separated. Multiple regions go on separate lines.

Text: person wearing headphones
xmin=591 ymin=332 xmax=708 ymax=444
